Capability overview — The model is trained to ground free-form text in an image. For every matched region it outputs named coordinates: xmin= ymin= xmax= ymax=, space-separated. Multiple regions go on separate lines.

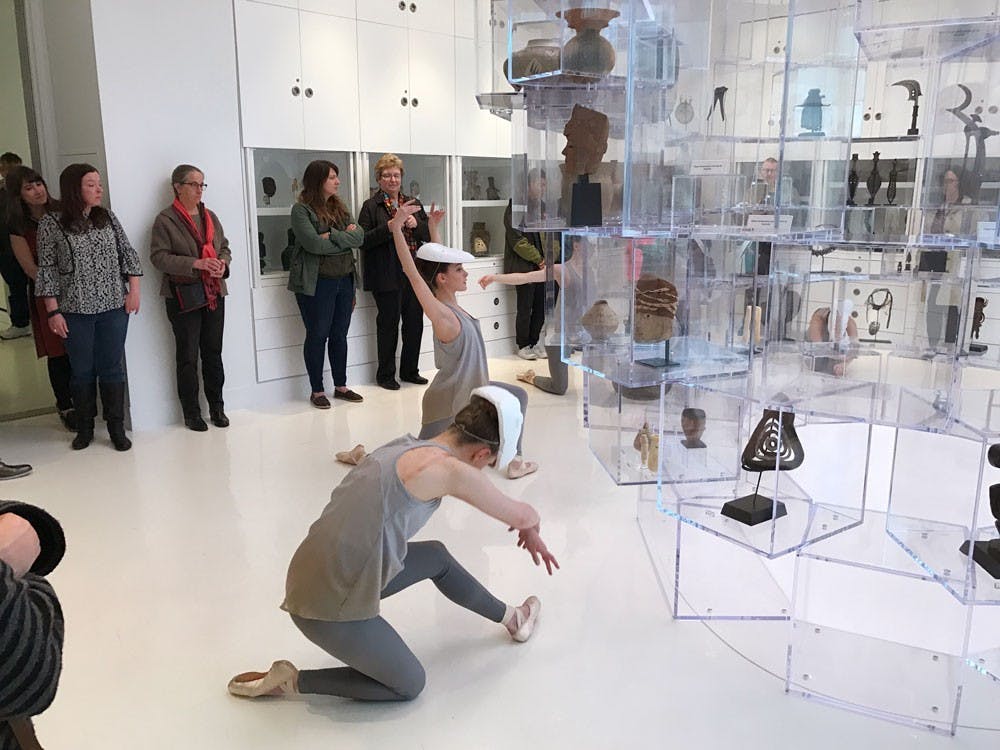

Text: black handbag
xmin=170 ymin=279 xmax=208 ymax=312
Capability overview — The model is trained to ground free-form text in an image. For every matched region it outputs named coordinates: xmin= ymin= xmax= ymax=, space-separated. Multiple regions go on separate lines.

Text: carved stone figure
xmin=680 ymin=408 xmax=707 ymax=449
xmin=562 ymin=104 xmax=610 ymax=178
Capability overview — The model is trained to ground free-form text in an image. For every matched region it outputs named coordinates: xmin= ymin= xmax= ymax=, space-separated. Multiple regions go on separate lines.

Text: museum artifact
xmin=797 ymin=88 xmax=828 ymax=136
xmin=680 ymin=408 xmax=707 ymax=449
xmin=959 ymin=467 xmax=1000 ymax=578
xmin=486 ymin=176 xmax=501 ymax=200
xmin=469 ymin=222 xmax=491 ymax=256
xmin=863 ymin=288 xmax=893 ymax=339
xmin=865 ymin=151 xmax=883 ymax=205
xmin=721 ymin=408 xmax=804 ymax=525
xmin=847 ymin=154 xmax=859 ymax=206
xmin=467 ymin=170 xmax=483 ymax=201
xmin=706 ymin=85 xmax=728 ymax=122
xmin=291 ymin=177 xmax=299 ymax=202
xmin=675 ymin=97 xmax=694 ymax=125
xmin=741 ymin=305 xmax=763 ymax=346
xmin=258 ymin=231 xmax=267 ymax=273
xmin=634 ymin=275 xmax=678 ymax=342
xmin=946 ymin=83 xmax=999 ymax=201
xmin=505 ymin=38 xmax=561 ymax=84
xmin=563 ymin=104 xmax=610 ymax=227
xmin=886 ymin=160 xmax=899 ymax=205
xmin=409 ymin=181 xmax=421 ymax=200
xmin=262 ymin=176 xmax=276 ymax=207
xmin=904 ymin=251 xmax=912 ymax=271
xmin=558 ymin=7 xmax=620 ymax=78
xmin=581 ymin=300 xmax=619 ymax=341
xmin=973 ymin=296 xmax=987 ymax=339
xmin=892 ymin=78 xmax=922 ymax=136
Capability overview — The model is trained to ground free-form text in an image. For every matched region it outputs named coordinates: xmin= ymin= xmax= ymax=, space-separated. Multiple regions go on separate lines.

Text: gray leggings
xmin=530 ymin=346 xmax=568 ymax=395
xmin=290 ymin=540 xmax=506 ymax=701
xmin=418 ymin=380 xmax=528 ymax=454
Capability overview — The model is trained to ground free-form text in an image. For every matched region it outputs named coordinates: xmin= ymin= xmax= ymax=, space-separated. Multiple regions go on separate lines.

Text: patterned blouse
xmin=35 ymin=210 xmax=143 ymax=315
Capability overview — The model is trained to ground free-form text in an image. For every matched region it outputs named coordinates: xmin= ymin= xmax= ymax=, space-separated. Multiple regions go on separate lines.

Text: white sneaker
xmin=0 ymin=325 xmax=31 ymax=340
xmin=517 ymin=346 xmax=537 ymax=360
xmin=532 ymin=343 xmax=548 ymax=358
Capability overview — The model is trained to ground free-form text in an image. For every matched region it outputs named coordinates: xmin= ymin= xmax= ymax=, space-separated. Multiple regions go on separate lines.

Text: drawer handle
xmin=493 ymin=322 xmax=500 ymax=330
xmin=493 ymin=297 xmax=500 ymax=305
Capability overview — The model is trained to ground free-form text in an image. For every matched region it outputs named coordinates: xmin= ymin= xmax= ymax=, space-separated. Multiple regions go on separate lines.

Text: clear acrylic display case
xmin=506 ymin=0 xmax=634 ymax=86
xmin=658 ymin=410 xmax=870 ymax=558
xmin=251 ymin=148 xmax=356 ymax=276
xmin=623 ymin=0 xmax=859 ymax=239
xmin=459 ymin=156 xmax=511 ymax=258
xmin=558 ymin=231 xmax=756 ymax=388
xmin=510 ymin=85 xmax=628 ymax=230
xmin=586 ymin=377 xmax=743 ymax=485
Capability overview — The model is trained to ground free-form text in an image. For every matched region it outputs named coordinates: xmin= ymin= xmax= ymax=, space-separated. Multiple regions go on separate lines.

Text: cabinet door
xmin=357 ymin=21 xmax=412 ymax=153
xmin=235 ymin=1 xmax=305 ymax=149
xmin=244 ymin=0 xmax=297 ymax=8
xmin=408 ymin=29 xmax=456 ymax=155
xmin=356 ymin=0 xmax=409 ymax=27
xmin=300 ymin=12 xmax=361 ymax=150
xmin=455 ymin=0 xmax=474 ymax=38
xmin=299 ymin=0 xmax=354 ymax=16
xmin=455 ymin=37 xmax=497 ymax=157
xmin=407 ymin=0 xmax=453 ymax=36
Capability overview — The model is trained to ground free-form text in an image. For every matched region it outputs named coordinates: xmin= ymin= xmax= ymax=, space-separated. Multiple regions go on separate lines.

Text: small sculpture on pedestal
xmin=562 ymin=104 xmax=610 ymax=227
xmin=720 ymin=408 xmax=804 ymax=526
xmin=633 ymin=422 xmax=659 ymax=471
xmin=865 ymin=152 xmax=883 ymax=206
xmin=973 ymin=297 xmax=988 ymax=339
xmin=468 ymin=171 xmax=483 ymax=201
xmin=959 ymin=446 xmax=1000 ymax=578
xmin=262 ymin=176 xmax=277 ymax=207
xmin=469 ymin=222 xmax=490 ymax=256
xmin=634 ymin=275 xmax=679 ymax=368
xmin=797 ymin=88 xmax=828 ymax=137
xmin=486 ymin=176 xmax=501 ymax=200
xmin=892 ymin=79 xmax=922 ymax=136
xmin=847 ymin=154 xmax=859 ymax=206
xmin=680 ymin=408 xmax=707 ymax=449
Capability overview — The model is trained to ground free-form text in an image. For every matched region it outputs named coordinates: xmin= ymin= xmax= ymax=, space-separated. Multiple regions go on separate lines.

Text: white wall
xmin=0 ymin=0 xmax=31 ymax=161
xmin=87 ymin=0 xmax=258 ymax=430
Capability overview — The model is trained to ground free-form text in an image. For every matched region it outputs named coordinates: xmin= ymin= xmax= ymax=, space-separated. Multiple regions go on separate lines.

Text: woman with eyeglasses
xmin=4 ymin=166 xmax=75 ymax=429
xmin=35 ymin=164 xmax=143 ymax=451
xmin=287 ymin=160 xmax=364 ymax=409
xmin=357 ymin=154 xmax=430 ymax=391
xmin=150 ymin=164 xmax=232 ymax=431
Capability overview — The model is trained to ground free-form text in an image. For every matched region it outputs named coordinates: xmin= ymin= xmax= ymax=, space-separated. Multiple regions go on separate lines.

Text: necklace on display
xmin=861 ymin=287 xmax=893 ymax=341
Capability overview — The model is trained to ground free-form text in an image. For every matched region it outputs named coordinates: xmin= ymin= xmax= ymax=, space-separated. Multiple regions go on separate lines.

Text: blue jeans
xmin=296 ymin=275 xmax=354 ymax=392
xmin=62 ymin=307 xmax=129 ymax=385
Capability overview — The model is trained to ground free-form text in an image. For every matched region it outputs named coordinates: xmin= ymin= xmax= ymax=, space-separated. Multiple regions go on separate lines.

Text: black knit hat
xmin=0 ymin=500 xmax=65 ymax=576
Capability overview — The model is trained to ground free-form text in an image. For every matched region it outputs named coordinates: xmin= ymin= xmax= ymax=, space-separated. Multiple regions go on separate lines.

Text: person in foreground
xmin=229 ymin=388 xmax=558 ymax=702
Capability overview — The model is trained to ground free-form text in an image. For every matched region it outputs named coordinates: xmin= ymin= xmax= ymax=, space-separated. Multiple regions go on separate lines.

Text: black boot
xmin=209 ymin=403 xmax=229 ymax=428
xmin=70 ymin=382 xmax=97 ymax=450
xmin=100 ymin=381 xmax=132 ymax=452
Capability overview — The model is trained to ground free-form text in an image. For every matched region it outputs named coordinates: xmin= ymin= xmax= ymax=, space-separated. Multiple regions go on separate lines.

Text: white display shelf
xmin=257 ymin=206 xmax=294 ymax=216
xmin=461 ymin=199 xmax=508 ymax=208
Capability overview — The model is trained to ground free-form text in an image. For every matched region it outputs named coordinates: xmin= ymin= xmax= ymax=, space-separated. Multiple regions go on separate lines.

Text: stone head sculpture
xmin=562 ymin=104 xmax=610 ymax=177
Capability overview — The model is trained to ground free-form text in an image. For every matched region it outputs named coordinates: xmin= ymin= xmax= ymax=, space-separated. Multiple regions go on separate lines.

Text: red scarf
xmin=171 ymin=199 xmax=221 ymax=310
xmin=383 ymin=192 xmax=418 ymax=255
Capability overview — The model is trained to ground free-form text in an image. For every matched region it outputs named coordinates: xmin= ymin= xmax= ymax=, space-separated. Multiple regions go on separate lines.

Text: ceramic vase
xmin=469 ymin=222 xmax=490 ymax=256
xmin=581 ymin=300 xmax=619 ymax=341
xmin=504 ymin=38 xmax=561 ymax=84
xmin=559 ymin=8 xmax=619 ymax=78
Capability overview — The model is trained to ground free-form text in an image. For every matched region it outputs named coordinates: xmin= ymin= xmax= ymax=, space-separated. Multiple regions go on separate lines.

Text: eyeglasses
xmin=380 ymin=174 xmax=402 ymax=182
xmin=181 ymin=182 xmax=208 ymax=190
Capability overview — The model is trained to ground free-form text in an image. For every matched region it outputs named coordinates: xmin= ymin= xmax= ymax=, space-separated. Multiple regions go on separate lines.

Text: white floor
xmin=2 ymin=355 xmax=999 ymax=749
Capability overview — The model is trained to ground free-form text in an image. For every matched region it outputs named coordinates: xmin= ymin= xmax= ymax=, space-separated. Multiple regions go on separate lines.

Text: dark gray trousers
xmin=291 ymin=540 xmax=506 ymax=701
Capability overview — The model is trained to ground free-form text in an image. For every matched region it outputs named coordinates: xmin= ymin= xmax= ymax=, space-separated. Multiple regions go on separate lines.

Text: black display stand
xmin=721 ymin=473 xmax=788 ymax=526
xmin=958 ymin=539 xmax=1000 ymax=579
xmin=570 ymin=175 xmax=602 ymax=227
xmin=637 ymin=339 xmax=677 ymax=369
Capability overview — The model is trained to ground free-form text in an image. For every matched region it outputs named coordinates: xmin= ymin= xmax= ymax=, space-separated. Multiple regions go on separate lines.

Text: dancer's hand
xmin=515 ymin=527 xmax=560 ymax=575
xmin=388 ymin=200 xmax=420 ymax=233
xmin=427 ymin=203 xmax=446 ymax=232
xmin=478 ymin=274 xmax=495 ymax=289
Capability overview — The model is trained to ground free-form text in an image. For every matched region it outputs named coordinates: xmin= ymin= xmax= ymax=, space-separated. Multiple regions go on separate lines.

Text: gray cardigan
xmin=287 ymin=203 xmax=364 ymax=296
xmin=149 ymin=205 xmax=233 ymax=297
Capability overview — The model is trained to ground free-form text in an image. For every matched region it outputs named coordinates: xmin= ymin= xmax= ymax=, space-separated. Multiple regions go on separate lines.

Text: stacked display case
xmin=489 ymin=0 xmax=1000 ymax=734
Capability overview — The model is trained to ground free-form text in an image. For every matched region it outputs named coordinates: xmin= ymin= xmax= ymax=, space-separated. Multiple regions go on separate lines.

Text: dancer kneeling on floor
xmin=229 ymin=388 xmax=559 ymax=702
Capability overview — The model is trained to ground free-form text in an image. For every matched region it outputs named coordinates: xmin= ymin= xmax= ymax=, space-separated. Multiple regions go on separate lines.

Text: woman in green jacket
xmin=288 ymin=160 xmax=365 ymax=408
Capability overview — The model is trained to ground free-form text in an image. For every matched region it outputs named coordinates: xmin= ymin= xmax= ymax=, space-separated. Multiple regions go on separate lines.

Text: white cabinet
xmin=356 ymin=0 xmax=453 ymax=35
xmin=356 ymin=21 xmax=455 ymax=155
xmin=236 ymin=1 xmax=361 ymax=151
xmin=299 ymin=0 xmax=354 ymax=15
xmin=455 ymin=37 xmax=501 ymax=157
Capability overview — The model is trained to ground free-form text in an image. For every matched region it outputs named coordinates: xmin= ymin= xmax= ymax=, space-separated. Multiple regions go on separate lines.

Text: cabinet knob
xmin=411 ymin=97 xmax=419 ymax=107
xmin=863 ymin=112 xmax=871 ymax=121
xmin=874 ymin=112 xmax=882 ymax=121
xmin=851 ymin=310 xmax=859 ymax=318
xmin=853 ymin=288 xmax=860 ymax=295
xmin=853 ymin=265 xmax=862 ymax=273
xmin=398 ymin=1 xmax=405 ymax=9
xmin=400 ymin=96 xmax=409 ymax=107
xmin=410 ymin=2 xmax=417 ymax=11
xmin=493 ymin=297 xmax=500 ymax=305
xmin=291 ymin=85 xmax=301 ymax=96
xmin=493 ymin=322 xmax=500 ymax=330
xmin=304 ymin=87 xmax=314 ymax=98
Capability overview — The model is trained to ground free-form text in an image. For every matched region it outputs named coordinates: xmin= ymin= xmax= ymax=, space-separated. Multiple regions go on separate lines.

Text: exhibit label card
xmin=979 ymin=221 xmax=997 ymax=245
xmin=746 ymin=213 xmax=793 ymax=234
xmin=690 ymin=160 xmax=729 ymax=176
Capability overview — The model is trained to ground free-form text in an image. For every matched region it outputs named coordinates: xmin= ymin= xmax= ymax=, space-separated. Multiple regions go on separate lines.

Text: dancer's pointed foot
xmin=228 ymin=660 xmax=299 ymax=698
xmin=335 ymin=444 xmax=367 ymax=466
xmin=503 ymin=596 xmax=541 ymax=643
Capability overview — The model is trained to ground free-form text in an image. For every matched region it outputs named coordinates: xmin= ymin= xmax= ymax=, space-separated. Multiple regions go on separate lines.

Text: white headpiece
xmin=467 ymin=386 xmax=523 ymax=470
xmin=416 ymin=243 xmax=476 ymax=264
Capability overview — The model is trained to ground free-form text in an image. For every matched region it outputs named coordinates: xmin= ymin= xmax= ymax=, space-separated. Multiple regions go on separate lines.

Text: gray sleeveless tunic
xmin=281 ymin=435 xmax=446 ymax=622
xmin=421 ymin=303 xmax=489 ymax=427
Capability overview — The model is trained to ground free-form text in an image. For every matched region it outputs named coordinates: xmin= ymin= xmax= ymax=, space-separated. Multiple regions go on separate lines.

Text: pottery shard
xmin=633 ymin=275 xmax=678 ymax=343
